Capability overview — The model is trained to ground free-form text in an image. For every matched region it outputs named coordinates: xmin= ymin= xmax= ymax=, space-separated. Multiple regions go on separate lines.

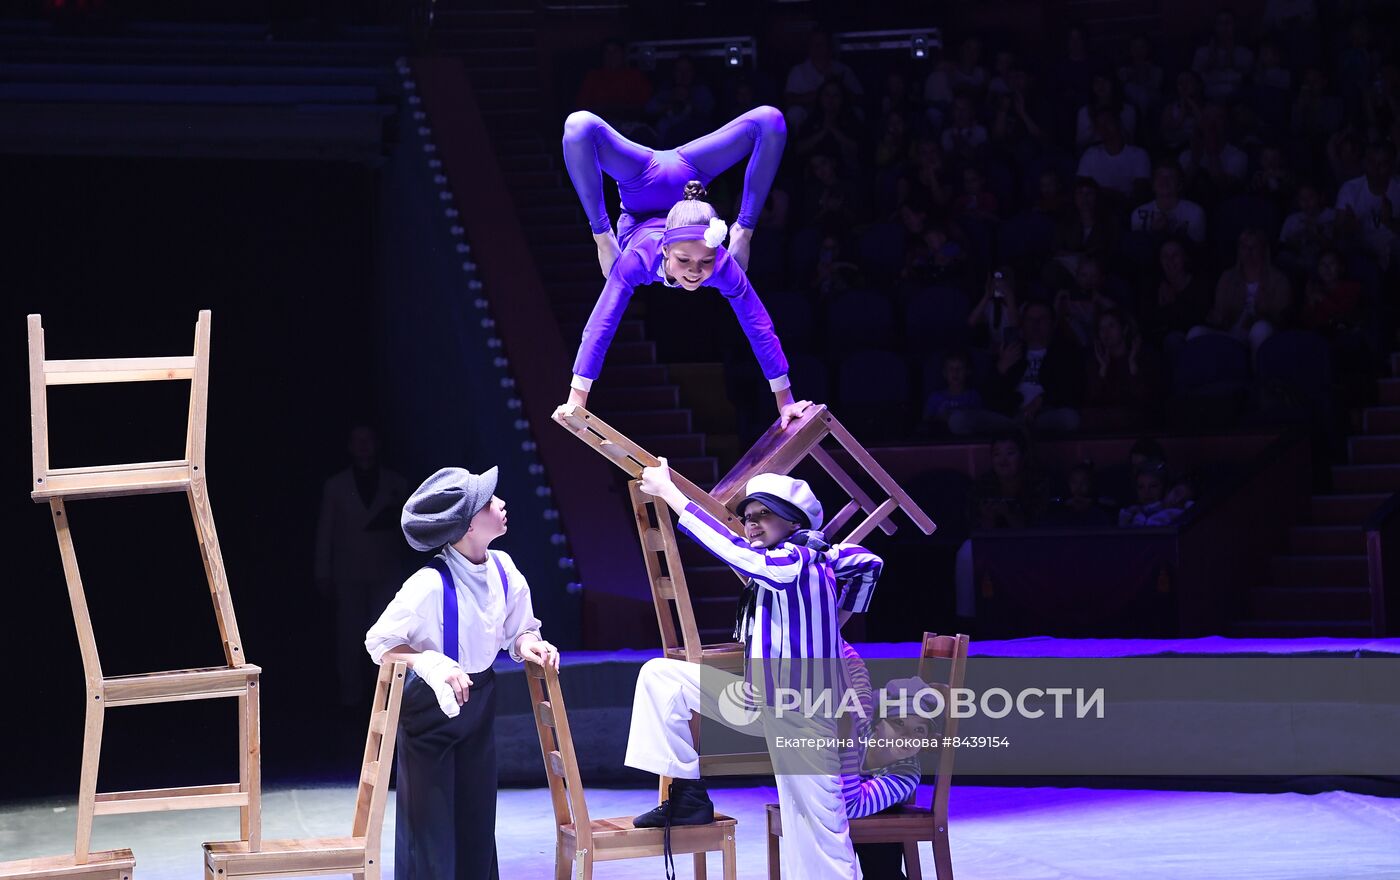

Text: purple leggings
xmin=561 ymin=106 xmax=787 ymax=243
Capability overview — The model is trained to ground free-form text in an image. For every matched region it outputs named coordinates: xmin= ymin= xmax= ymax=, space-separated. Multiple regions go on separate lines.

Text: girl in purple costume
xmin=561 ymin=106 xmax=787 ymax=274
xmin=551 ymin=181 xmax=813 ymax=431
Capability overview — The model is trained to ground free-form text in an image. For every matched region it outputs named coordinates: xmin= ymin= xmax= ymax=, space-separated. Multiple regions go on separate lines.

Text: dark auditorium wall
xmin=0 ymin=155 xmax=387 ymax=797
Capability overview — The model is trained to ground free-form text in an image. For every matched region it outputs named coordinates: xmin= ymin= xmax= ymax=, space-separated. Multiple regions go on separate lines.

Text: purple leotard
xmin=561 ymin=106 xmax=787 ymax=247
xmin=570 ymin=218 xmax=789 ymax=393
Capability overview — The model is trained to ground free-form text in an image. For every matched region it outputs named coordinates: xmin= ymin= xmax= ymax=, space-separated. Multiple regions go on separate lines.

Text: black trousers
xmin=855 ymin=842 xmax=908 ymax=879
xmin=395 ymin=667 xmax=499 ymax=880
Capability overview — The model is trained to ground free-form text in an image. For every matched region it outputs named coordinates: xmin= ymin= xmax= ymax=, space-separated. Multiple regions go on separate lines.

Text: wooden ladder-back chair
xmin=525 ymin=661 xmax=738 ymax=879
xmin=202 ymin=661 xmax=408 ymax=879
xmin=765 ymin=633 xmax=969 ymax=880
xmin=6 ymin=312 xmax=258 ymax=879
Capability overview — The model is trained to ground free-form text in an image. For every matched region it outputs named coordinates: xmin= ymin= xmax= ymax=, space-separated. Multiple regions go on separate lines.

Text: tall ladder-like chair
xmin=15 ymin=312 xmax=261 ymax=875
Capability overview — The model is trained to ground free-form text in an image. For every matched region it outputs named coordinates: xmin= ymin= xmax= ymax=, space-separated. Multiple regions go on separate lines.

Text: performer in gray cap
xmin=365 ymin=465 xmax=559 ymax=880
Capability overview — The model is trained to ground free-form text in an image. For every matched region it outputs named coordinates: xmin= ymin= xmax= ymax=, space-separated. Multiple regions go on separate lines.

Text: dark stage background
xmin=2 ymin=155 xmax=400 ymax=796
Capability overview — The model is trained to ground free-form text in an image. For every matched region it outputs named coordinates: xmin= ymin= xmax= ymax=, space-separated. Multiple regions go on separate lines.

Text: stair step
xmin=1289 ymin=525 xmax=1366 ymax=556
xmin=499 ymin=152 xmax=553 ymax=173
xmin=436 ymin=28 xmax=535 ymax=49
xmin=464 ymin=65 xmax=537 ymax=91
xmin=526 ymin=223 xmax=585 ymax=245
xmin=1380 ymin=379 xmax=1400 ymax=405
xmin=1310 ymin=493 xmax=1387 ymax=525
xmin=1364 ymin=406 xmax=1400 ymax=434
xmin=668 ymin=456 xmax=719 ymax=486
xmin=521 ymin=203 xmax=582 ymax=225
xmin=1228 ymin=618 xmax=1374 ymax=638
xmin=599 ymin=363 xmax=670 ymax=387
xmin=503 ymin=170 xmax=562 ymax=191
xmin=476 ymin=86 xmax=542 ymax=111
xmin=607 ymin=408 xmax=691 ymax=436
xmin=1333 ymin=464 xmax=1400 ymax=492
xmin=606 ymin=340 xmax=657 ymax=365
xmin=641 ymin=432 xmax=707 ymax=458
xmin=589 ymin=384 xmax=680 ymax=411
xmin=459 ymin=47 xmax=536 ymax=67
xmin=1269 ymin=554 xmax=1368 ymax=587
xmin=1249 ymin=586 xmax=1374 ymax=620
xmin=1391 ymin=351 xmax=1400 ymax=377
xmin=1348 ymin=434 xmax=1400 ymax=464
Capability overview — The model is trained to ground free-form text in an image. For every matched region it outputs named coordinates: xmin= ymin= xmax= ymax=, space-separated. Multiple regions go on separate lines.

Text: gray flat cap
xmin=401 ymin=466 xmax=499 ymax=552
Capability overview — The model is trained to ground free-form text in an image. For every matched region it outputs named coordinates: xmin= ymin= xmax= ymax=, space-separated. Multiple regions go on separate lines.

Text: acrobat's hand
xmin=518 ymin=634 xmax=561 ymax=672
xmin=638 ymin=457 xmax=675 ymax=498
xmin=779 ymin=399 xmax=814 ymax=429
xmin=413 ymin=650 xmax=471 ymax=718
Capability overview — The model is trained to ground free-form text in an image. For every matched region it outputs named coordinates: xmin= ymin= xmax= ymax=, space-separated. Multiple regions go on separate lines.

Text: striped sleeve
xmin=827 ymin=544 xmax=884 ymax=613
xmin=844 ymin=761 xmax=921 ymax=819
xmin=675 ymin=502 xmax=805 ymax=589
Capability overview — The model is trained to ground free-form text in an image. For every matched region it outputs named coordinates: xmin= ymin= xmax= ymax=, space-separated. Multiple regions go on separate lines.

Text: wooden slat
xmin=204 ymin=838 xmax=364 ymax=875
xmin=359 ymin=761 xmax=379 ymax=788
xmin=823 ymin=498 xmax=862 ymax=538
xmin=711 ymin=405 xmax=830 ymax=505
xmin=32 ymin=465 xmax=190 ymax=501
xmin=47 ymin=459 xmax=188 ymax=477
xmin=826 ymin=415 xmax=937 ymax=534
xmin=0 ymin=849 xmax=134 ymax=879
xmin=94 ymin=783 xmax=246 ymax=815
xmin=188 ymin=476 xmax=247 ymax=667
xmin=643 ymin=527 xmax=666 ymax=552
xmin=843 ymin=497 xmax=901 ymax=546
xmin=547 ymin=750 xmax=567 ymax=779
xmin=101 ymin=665 xmax=260 ymax=706
xmin=44 ymin=356 xmax=196 ymax=385
xmin=654 ymin=576 xmax=676 ymax=600
xmin=537 ymin=700 xmax=557 ymax=728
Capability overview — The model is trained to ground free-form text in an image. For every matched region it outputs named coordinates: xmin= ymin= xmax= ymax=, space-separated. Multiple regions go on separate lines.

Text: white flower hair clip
xmin=703 ymin=217 xmax=728 ymax=248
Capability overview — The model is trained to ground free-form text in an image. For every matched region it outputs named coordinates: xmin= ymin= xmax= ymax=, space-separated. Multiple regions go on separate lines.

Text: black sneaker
xmin=633 ymin=778 xmax=715 ymax=828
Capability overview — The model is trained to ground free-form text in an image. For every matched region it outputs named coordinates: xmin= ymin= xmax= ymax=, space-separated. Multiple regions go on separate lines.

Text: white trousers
xmin=625 ymin=657 xmax=861 ymax=880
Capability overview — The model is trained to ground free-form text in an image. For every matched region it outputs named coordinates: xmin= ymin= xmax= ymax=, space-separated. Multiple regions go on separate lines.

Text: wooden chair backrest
xmin=629 ymin=481 xmax=710 ymax=662
xmin=916 ymin=632 xmax=969 ymax=834
xmin=525 ymin=662 xmax=593 ymax=852
xmin=27 ymin=311 xmax=212 ymax=486
xmin=352 ymin=660 xmax=408 ymax=859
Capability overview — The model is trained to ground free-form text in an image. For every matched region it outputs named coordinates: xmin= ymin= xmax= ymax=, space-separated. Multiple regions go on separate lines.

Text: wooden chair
xmin=711 ymin=405 xmax=936 ymax=545
xmin=22 ymin=312 xmax=259 ymax=872
xmin=202 ymin=661 xmax=407 ymax=879
xmin=0 ymin=853 xmax=133 ymax=880
xmin=765 ymin=633 xmax=969 ymax=880
xmin=525 ymin=661 xmax=738 ymax=879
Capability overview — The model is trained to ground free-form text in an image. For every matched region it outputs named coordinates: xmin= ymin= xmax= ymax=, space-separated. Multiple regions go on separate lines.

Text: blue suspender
xmin=425 ymin=552 xmax=510 ymax=666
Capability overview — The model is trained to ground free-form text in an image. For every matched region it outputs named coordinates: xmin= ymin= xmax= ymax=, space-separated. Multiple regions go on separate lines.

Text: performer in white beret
xmin=626 ymin=461 xmax=884 ymax=880
xmin=365 ymin=465 xmax=559 ymax=880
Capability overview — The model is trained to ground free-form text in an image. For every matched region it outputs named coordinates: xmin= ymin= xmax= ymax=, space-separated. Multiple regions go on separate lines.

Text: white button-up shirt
xmin=364 ymin=544 xmax=543 ymax=673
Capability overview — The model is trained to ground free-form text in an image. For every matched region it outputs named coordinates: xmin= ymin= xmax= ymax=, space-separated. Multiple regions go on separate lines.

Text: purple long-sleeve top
xmin=570 ymin=219 xmax=791 ymax=393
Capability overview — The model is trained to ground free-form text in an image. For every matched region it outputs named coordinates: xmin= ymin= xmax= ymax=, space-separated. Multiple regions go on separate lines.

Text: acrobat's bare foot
xmin=727 ymin=224 xmax=754 ymax=271
xmin=594 ymin=229 xmax=621 ymax=278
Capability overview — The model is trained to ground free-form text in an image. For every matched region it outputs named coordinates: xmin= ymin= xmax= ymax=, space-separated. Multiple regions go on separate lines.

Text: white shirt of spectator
xmin=1336 ymin=174 xmax=1400 ymax=266
xmin=1077 ymin=143 xmax=1151 ymax=196
xmin=1076 ymin=104 xmax=1137 ymax=148
xmin=1279 ymin=207 xmax=1337 ymax=247
xmin=925 ymin=66 xmax=986 ymax=106
xmin=1017 ymin=348 xmax=1047 ymax=407
xmin=1179 ymin=144 xmax=1249 ymax=181
xmin=1131 ymin=198 xmax=1207 ymax=242
xmin=786 ymin=59 xmax=865 ymax=100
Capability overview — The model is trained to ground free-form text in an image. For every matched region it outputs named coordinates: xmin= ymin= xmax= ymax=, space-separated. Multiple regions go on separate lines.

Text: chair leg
xmin=933 ymin=827 xmax=954 ymax=880
xmin=556 ymin=838 xmax=573 ymax=880
xmin=723 ymin=830 xmax=738 ymax=880
xmin=766 ymin=827 xmax=781 ymax=880
xmin=75 ymin=693 xmax=104 ymax=862
xmin=693 ymin=851 xmax=707 ymax=879
xmin=204 ymin=860 xmax=217 ymax=880
xmin=903 ymin=840 xmax=923 ymax=878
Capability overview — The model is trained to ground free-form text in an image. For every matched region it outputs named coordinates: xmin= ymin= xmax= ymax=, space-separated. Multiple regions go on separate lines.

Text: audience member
xmin=645 ymin=55 xmax=716 ymax=147
xmin=1193 ymin=228 xmax=1294 ymax=352
xmin=1335 ymin=140 xmax=1400 ymax=270
xmin=921 ymin=351 xmax=984 ymax=434
xmin=1044 ymin=460 xmax=1116 ymax=526
xmin=575 ymin=38 xmax=653 ymax=121
xmin=1191 ymin=10 xmax=1254 ymax=102
xmin=785 ymin=31 xmax=865 ymax=130
xmin=1131 ymin=162 xmax=1207 ymax=243
xmin=1076 ymin=109 xmax=1151 ymax=201
xmin=1141 ymin=238 xmax=1211 ymax=352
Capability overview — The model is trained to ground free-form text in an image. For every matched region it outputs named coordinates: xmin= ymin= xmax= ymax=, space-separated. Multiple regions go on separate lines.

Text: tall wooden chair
xmin=202 ymin=661 xmax=408 ymax=879
xmin=525 ymin=661 xmax=738 ymax=879
xmin=18 ymin=312 xmax=259 ymax=876
xmin=764 ymin=633 xmax=970 ymax=880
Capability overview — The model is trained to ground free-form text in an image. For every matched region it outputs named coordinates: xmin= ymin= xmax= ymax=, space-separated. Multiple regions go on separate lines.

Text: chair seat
xmin=0 ymin=850 xmax=134 ymax=879
xmin=561 ymin=814 xmax=737 ymax=857
xmin=767 ymin=802 xmax=934 ymax=841
xmin=663 ymin=643 xmax=745 ymax=667
xmin=202 ymin=838 xmax=366 ymax=875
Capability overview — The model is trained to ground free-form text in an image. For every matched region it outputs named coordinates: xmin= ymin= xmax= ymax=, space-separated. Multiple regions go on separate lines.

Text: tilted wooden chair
xmin=765 ymin=633 xmax=969 ymax=880
xmin=202 ymin=661 xmax=407 ymax=879
xmin=526 ymin=661 xmax=738 ymax=879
